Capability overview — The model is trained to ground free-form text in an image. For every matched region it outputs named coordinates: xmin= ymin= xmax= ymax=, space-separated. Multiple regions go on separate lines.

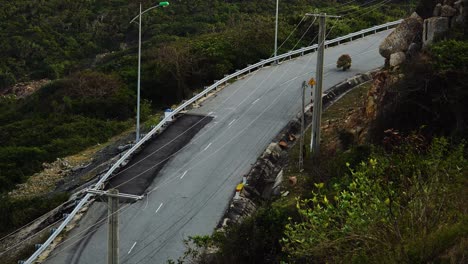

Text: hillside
xmin=0 ymin=0 xmax=412 ymax=240
xmin=176 ymin=1 xmax=468 ymax=263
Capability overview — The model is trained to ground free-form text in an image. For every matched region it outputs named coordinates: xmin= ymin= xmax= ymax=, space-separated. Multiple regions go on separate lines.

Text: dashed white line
xmin=155 ymin=203 xmax=163 ymax=214
xmin=203 ymin=143 xmax=212 ymax=151
xmin=228 ymin=119 xmax=236 ymax=127
xmin=208 ymin=111 xmax=214 ymax=115
xmin=128 ymin=242 xmax=137 ymax=254
xmin=252 ymin=98 xmax=260 ymax=105
xmin=180 ymin=170 xmax=188 ymax=179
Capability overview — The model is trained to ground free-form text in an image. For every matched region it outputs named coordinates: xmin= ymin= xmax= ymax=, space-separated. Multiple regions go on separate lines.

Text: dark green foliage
xmin=0 ymin=193 xmax=70 ymax=236
xmin=0 ymin=73 xmax=131 ymax=196
xmin=213 ymin=206 xmax=292 ymax=264
xmin=180 ymin=204 xmax=295 ymax=264
xmin=371 ymin=39 xmax=468 ymax=142
xmin=415 ymin=0 xmax=439 ymax=18
xmin=283 ymin=138 xmax=467 ymax=263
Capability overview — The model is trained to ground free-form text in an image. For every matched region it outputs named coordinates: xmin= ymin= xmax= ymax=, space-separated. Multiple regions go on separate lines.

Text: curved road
xmin=44 ymin=29 xmax=391 ymax=264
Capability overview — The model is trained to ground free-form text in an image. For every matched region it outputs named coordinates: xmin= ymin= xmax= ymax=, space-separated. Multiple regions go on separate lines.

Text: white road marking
xmin=128 ymin=242 xmax=137 ymax=254
xmin=208 ymin=111 xmax=214 ymax=115
xmin=252 ymin=98 xmax=260 ymax=105
xmin=155 ymin=203 xmax=163 ymax=214
xmin=203 ymin=143 xmax=212 ymax=151
xmin=228 ymin=119 xmax=236 ymax=127
xmin=180 ymin=170 xmax=188 ymax=179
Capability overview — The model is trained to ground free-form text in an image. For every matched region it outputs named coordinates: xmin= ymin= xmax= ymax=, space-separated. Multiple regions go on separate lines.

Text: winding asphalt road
xmin=44 ymin=29 xmax=392 ymax=264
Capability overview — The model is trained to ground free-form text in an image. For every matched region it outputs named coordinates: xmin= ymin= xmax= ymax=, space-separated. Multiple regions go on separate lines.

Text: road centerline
xmin=203 ymin=143 xmax=212 ymax=151
xmin=180 ymin=170 xmax=188 ymax=179
xmin=228 ymin=119 xmax=236 ymax=127
xmin=128 ymin=242 xmax=137 ymax=254
xmin=155 ymin=203 xmax=163 ymax=214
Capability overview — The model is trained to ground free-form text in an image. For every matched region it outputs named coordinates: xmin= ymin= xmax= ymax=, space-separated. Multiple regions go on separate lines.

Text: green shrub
xmin=282 ymin=138 xmax=467 ymax=263
xmin=0 ymin=193 xmax=70 ymax=236
xmin=336 ymin=54 xmax=352 ymax=71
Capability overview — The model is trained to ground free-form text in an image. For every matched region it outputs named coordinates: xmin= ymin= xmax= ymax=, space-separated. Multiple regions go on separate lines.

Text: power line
xmin=22 ymin=8 xmax=394 ymax=262
xmin=21 ymin=18 xmax=323 ymax=263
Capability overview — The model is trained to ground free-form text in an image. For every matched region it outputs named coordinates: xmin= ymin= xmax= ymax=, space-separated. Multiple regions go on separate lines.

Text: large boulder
xmin=379 ymin=13 xmax=423 ymax=59
xmin=389 ymin=52 xmax=407 ymax=67
xmin=440 ymin=4 xmax=458 ymax=16
xmin=423 ymin=17 xmax=450 ymax=47
xmin=406 ymin=42 xmax=421 ymax=59
xmin=454 ymin=0 xmax=468 ymax=26
xmin=434 ymin=3 xmax=442 ymax=16
xmin=444 ymin=0 xmax=455 ymax=5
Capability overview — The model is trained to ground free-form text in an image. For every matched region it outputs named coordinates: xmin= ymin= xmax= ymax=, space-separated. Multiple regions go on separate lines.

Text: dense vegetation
xmin=179 ymin=18 xmax=468 ymax=264
xmin=0 ymin=0 xmax=410 ymax=236
xmin=0 ymin=1 xmax=408 ymax=194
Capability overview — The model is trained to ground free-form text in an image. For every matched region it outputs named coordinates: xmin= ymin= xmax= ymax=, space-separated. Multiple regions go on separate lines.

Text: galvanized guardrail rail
xmin=24 ymin=19 xmax=402 ymax=264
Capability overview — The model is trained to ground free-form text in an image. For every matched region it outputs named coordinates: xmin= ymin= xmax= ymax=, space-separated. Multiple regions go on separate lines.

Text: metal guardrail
xmin=24 ymin=19 xmax=402 ymax=264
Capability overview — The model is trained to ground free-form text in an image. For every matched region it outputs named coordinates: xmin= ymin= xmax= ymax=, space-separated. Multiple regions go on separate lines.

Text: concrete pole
xmin=274 ymin=0 xmax=279 ymax=62
xmin=108 ymin=189 xmax=119 ymax=264
xmin=299 ymin=81 xmax=306 ymax=171
xmin=136 ymin=3 xmax=142 ymax=143
xmin=310 ymin=14 xmax=326 ymax=155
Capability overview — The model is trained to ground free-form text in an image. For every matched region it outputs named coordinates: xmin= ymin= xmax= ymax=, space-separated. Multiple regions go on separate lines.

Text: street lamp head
xmin=159 ymin=2 xmax=169 ymax=7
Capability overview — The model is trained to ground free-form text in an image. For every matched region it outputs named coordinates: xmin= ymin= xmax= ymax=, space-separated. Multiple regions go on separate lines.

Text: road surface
xmin=44 ymin=29 xmax=391 ymax=264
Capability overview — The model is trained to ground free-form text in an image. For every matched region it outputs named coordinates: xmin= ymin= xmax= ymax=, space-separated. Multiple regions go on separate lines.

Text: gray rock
xmin=423 ymin=17 xmax=450 ymax=47
xmin=379 ymin=13 xmax=423 ymax=59
xmin=389 ymin=52 xmax=406 ymax=67
xmin=444 ymin=0 xmax=455 ymax=5
xmin=406 ymin=42 xmax=421 ymax=59
xmin=434 ymin=3 xmax=443 ymax=16
xmin=441 ymin=5 xmax=458 ymax=16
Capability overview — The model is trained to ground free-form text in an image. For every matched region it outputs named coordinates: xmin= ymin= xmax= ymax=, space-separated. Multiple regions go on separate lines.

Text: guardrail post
xmin=214 ymin=80 xmax=219 ymax=91
xmin=224 ymin=74 xmax=229 ymax=85
xmin=204 ymin=86 xmax=209 ymax=97
xmin=247 ymin=64 xmax=252 ymax=73
xmin=236 ymin=70 xmax=241 ymax=80
xmin=260 ymin=59 xmax=265 ymax=68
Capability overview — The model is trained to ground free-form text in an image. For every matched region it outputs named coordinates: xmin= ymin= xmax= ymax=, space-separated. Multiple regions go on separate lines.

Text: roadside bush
xmin=179 ymin=203 xmax=293 ymax=264
xmin=336 ymin=54 xmax=352 ymax=71
xmin=282 ymin=138 xmax=467 ymax=263
xmin=0 ymin=193 xmax=70 ymax=236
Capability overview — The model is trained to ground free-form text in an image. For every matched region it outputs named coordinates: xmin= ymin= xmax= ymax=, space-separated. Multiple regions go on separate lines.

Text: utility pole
xmin=298 ymin=81 xmax=307 ymax=172
xmin=306 ymin=13 xmax=340 ymax=155
xmin=274 ymin=0 xmax=279 ymax=63
xmin=136 ymin=3 xmax=142 ymax=143
xmin=86 ymin=189 xmax=143 ymax=264
xmin=108 ymin=189 xmax=119 ymax=264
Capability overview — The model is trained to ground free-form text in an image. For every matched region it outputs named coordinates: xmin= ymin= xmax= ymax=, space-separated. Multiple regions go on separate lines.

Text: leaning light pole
xmin=130 ymin=1 xmax=170 ymax=143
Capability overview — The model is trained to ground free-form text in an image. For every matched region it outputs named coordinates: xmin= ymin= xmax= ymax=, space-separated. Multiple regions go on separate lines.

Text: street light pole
xmin=274 ymin=0 xmax=279 ymax=63
xmin=130 ymin=2 xmax=169 ymax=143
xmin=136 ymin=3 xmax=142 ymax=143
